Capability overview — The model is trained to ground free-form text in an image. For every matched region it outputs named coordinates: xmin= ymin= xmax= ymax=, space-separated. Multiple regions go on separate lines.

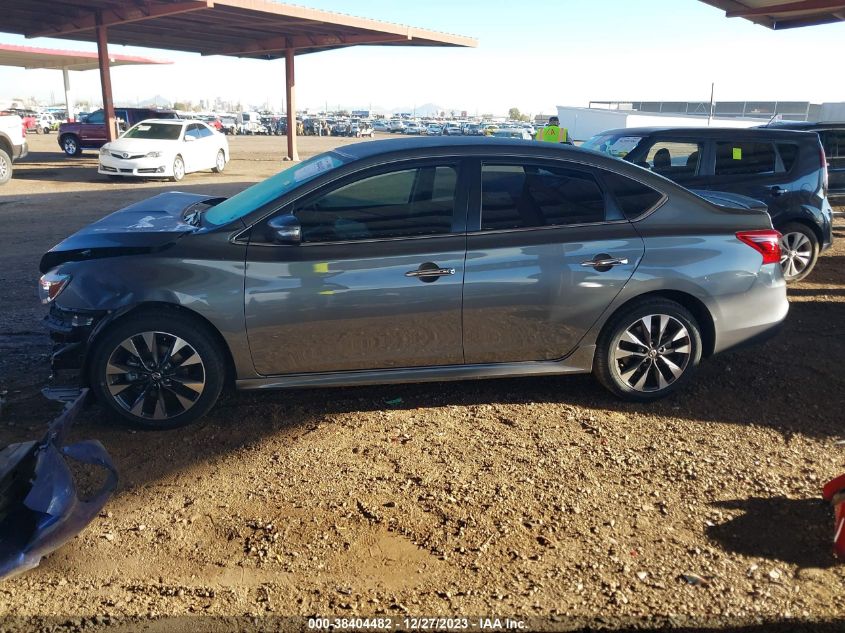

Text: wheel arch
xmin=597 ymin=290 xmax=716 ymax=358
xmin=84 ymin=301 xmax=236 ymax=390
xmin=779 ymin=214 xmax=823 ymax=247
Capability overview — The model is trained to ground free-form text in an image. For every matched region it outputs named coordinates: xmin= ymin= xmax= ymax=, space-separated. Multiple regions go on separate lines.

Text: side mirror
xmin=266 ymin=214 xmax=301 ymax=245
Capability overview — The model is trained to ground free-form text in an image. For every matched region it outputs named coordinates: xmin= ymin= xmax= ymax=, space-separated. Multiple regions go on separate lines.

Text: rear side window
xmin=601 ymin=171 xmax=664 ymax=220
xmin=644 ymin=141 xmax=703 ymax=177
xmin=715 ymin=142 xmax=776 ymax=176
xmin=480 ymin=163 xmax=605 ymax=230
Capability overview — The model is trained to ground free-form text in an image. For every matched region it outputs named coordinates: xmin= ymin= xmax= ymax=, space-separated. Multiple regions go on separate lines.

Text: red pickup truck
xmin=58 ymin=107 xmax=177 ymax=156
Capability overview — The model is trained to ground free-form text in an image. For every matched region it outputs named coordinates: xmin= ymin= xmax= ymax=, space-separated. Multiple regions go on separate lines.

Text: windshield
xmin=123 ymin=122 xmax=183 ymax=140
xmin=204 ymin=152 xmax=348 ymax=226
xmin=582 ymin=134 xmax=645 ymax=159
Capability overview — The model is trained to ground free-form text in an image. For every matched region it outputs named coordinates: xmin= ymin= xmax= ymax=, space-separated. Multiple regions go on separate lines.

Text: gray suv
xmin=39 ymin=138 xmax=788 ymax=428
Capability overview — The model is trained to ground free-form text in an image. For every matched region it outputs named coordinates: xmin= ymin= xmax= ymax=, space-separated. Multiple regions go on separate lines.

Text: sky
xmin=1 ymin=0 xmax=844 ymax=116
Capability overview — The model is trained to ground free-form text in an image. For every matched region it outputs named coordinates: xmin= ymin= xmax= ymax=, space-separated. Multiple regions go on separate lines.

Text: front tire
xmin=89 ymin=312 xmax=225 ymax=429
xmin=61 ymin=135 xmax=82 ymax=157
xmin=171 ymin=155 xmax=185 ymax=182
xmin=212 ymin=149 xmax=226 ymax=173
xmin=594 ymin=299 xmax=702 ymax=402
xmin=778 ymin=222 xmax=818 ymax=282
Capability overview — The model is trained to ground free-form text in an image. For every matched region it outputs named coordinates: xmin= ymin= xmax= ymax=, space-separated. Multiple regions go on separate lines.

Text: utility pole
xmin=708 ymin=82 xmax=715 ymax=127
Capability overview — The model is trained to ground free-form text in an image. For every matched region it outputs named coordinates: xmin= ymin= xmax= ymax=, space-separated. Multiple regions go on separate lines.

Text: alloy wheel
xmin=779 ymin=231 xmax=813 ymax=280
xmin=215 ymin=151 xmax=225 ymax=171
xmin=173 ymin=156 xmax=185 ymax=181
xmin=0 ymin=155 xmax=8 ymax=180
xmin=63 ymin=137 xmax=77 ymax=155
xmin=613 ymin=314 xmax=692 ymax=392
xmin=105 ymin=331 xmax=206 ymax=421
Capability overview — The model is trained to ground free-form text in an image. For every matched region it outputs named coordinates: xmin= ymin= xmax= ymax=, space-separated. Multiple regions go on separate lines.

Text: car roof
xmin=136 ymin=119 xmax=186 ymax=125
xmin=760 ymin=121 xmax=845 ymax=130
xmin=594 ymin=126 xmax=818 ymax=140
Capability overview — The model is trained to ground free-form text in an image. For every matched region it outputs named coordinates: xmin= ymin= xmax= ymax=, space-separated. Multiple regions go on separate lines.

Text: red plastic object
xmin=822 ymin=474 xmax=845 ymax=560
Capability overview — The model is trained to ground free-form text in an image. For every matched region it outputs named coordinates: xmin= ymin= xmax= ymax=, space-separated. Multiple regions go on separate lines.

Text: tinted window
xmin=601 ymin=171 xmax=664 ymax=220
xmin=644 ymin=141 xmax=703 ymax=177
xmin=715 ymin=142 xmax=776 ymax=176
xmin=481 ymin=164 xmax=605 ymax=230
xmin=197 ymin=124 xmax=214 ymax=138
xmin=85 ymin=110 xmax=104 ymax=124
xmin=821 ymin=131 xmax=845 ymax=158
xmin=295 ymin=165 xmax=457 ymax=242
xmin=776 ymin=143 xmax=799 ymax=172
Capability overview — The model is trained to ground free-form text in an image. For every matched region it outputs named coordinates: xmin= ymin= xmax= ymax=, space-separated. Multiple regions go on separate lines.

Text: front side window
xmin=480 ymin=163 xmax=606 ymax=230
xmin=715 ymin=142 xmax=776 ymax=176
xmin=644 ymin=141 xmax=703 ymax=177
xmin=85 ymin=110 xmax=105 ymax=125
xmin=295 ymin=165 xmax=458 ymax=243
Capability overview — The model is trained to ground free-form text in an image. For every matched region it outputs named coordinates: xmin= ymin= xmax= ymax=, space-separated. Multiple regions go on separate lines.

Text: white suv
xmin=0 ymin=114 xmax=28 ymax=185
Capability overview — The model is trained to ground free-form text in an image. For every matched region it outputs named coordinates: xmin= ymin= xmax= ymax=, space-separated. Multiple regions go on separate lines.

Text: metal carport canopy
xmin=0 ymin=43 xmax=170 ymax=122
xmin=0 ymin=0 xmax=477 ymax=159
xmin=700 ymin=0 xmax=845 ymax=29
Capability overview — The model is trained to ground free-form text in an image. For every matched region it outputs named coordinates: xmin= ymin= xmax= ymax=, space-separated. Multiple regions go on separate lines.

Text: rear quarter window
xmin=600 ymin=171 xmax=664 ymax=220
xmin=776 ymin=143 xmax=799 ymax=172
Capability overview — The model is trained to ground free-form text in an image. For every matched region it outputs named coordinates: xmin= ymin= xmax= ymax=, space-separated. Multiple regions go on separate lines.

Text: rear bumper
xmin=712 ymin=264 xmax=789 ymax=354
xmin=12 ymin=141 xmax=27 ymax=161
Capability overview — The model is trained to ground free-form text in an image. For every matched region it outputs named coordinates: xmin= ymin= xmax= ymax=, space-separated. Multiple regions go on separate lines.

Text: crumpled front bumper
xmin=0 ymin=389 xmax=118 ymax=580
xmin=44 ymin=304 xmax=108 ymax=387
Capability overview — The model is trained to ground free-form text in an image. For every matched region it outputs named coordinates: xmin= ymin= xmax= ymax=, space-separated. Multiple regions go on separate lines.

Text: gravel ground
xmin=1 ymin=133 xmax=844 ymax=632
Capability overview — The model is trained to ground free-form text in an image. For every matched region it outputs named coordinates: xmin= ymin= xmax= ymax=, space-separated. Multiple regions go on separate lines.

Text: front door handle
xmin=581 ymin=256 xmax=629 ymax=270
xmin=771 ymin=186 xmax=789 ymax=196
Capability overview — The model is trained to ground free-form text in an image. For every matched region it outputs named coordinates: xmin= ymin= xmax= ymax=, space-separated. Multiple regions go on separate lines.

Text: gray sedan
xmin=39 ymin=137 xmax=788 ymax=428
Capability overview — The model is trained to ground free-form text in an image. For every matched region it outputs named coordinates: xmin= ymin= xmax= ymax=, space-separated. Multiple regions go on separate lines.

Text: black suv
xmin=583 ymin=127 xmax=834 ymax=281
xmin=758 ymin=121 xmax=845 ymax=202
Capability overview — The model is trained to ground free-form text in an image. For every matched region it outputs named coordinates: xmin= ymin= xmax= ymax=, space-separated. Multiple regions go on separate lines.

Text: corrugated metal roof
xmin=700 ymin=0 xmax=845 ymax=29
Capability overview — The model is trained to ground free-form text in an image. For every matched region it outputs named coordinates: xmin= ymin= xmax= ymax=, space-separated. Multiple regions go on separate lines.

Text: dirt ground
xmin=1 ymin=133 xmax=845 ymax=632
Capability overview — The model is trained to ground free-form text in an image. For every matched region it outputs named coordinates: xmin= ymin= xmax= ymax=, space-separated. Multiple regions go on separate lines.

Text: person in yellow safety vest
xmin=535 ymin=116 xmax=572 ymax=145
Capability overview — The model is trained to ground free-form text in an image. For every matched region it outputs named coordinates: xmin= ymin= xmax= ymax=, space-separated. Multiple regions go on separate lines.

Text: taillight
xmin=737 ymin=230 xmax=781 ymax=265
xmin=820 ymin=144 xmax=829 ymax=195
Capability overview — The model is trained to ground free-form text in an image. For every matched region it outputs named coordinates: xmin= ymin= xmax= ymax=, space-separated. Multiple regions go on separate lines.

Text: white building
xmin=555 ymin=106 xmax=769 ymax=143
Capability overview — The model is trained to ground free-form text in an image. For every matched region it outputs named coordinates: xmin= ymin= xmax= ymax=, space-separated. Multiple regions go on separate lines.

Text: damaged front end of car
xmin=0 ymin=389 xmax=117 ymax=580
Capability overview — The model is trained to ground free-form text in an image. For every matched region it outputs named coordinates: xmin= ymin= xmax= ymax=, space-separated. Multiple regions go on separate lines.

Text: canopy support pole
xmin=95 ymin=13 xmax=116 ymax=141
xmin=62 ymin=68 xmax=74 ymax=122
xmin=284 ymin=47 xmax=299 ymax=161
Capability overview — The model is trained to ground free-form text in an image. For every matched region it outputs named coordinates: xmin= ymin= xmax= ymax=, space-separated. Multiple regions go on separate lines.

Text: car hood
xmin=104 ymin=138 xmax=178 ymax=153
xmin=40 ymin=192 xmax=218 ymax=272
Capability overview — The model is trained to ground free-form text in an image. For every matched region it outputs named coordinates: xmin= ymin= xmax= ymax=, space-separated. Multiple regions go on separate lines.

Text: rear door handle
xmin=581 ymin=257 xmax=629 ymax=268
xmin=405 ymin=268 xmax=455 ymax=278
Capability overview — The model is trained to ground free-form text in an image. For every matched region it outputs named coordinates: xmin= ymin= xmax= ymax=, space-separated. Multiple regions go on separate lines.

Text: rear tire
xmin=89 ymin=311 xmax=225 ymax=429
xmin=0 ymin=149 xmax=12 ymax=185
xmin=778 ymin=222 xmax=818 ymax=282
xmin=594 ymin=299 xmax=702 ymax=402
